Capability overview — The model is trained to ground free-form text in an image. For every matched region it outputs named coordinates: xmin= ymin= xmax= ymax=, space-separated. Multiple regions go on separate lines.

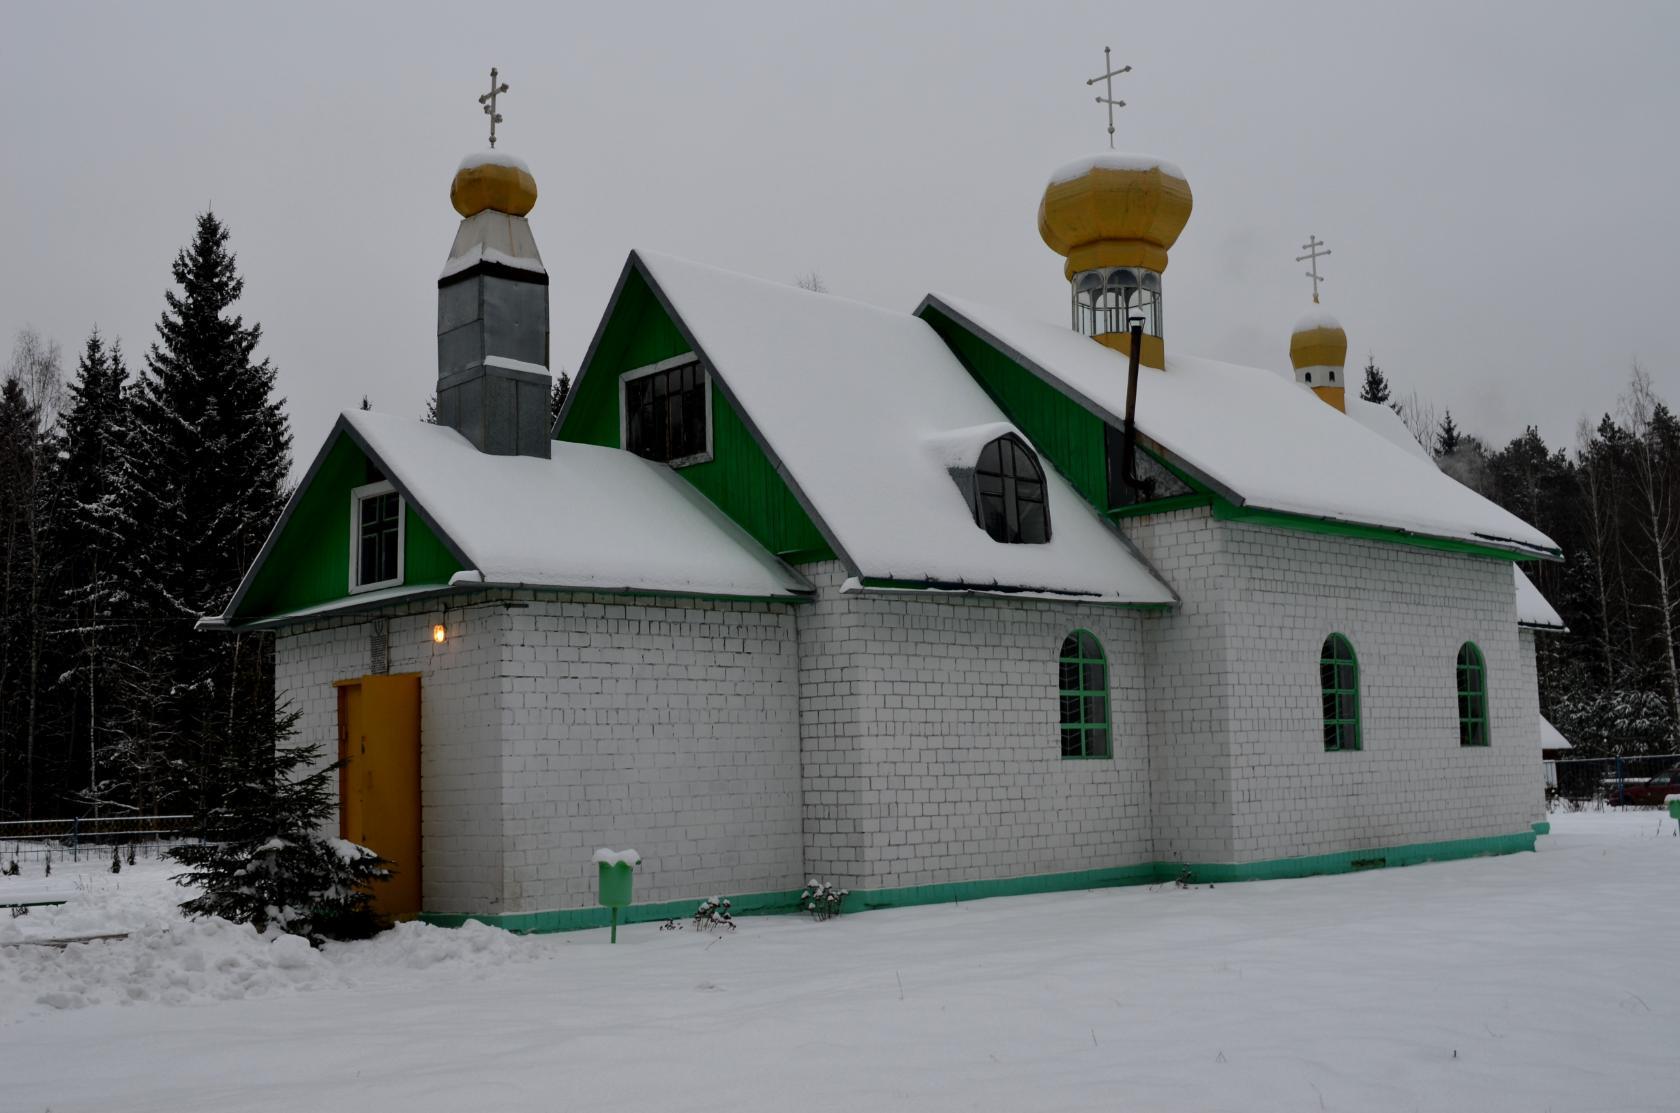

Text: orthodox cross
xmin=1086 ymin=47 xmax=1131 ymax=149
xmin=479 ymin=67 xmax=510 ymax=148
xmin=1297 ymin=235 xmax=1331 ymax=303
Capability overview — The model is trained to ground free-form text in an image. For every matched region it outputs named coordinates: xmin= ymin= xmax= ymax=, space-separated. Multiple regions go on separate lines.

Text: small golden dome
xmin=1289 ymin=307 xmax=1348 ymax=372
xmin=1038 ymin=154 xmax=1193 ymax=279
xmin=451 ymin=151 xmax=538 ymax=218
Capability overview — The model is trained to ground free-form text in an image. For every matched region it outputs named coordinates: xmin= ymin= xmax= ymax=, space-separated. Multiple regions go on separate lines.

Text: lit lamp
xmin=431 ymin=623 xmax=447 ymax=645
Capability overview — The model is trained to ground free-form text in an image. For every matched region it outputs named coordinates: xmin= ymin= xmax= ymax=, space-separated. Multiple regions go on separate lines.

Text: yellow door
xmin=335 ymin=674 xmax=422 ymax=920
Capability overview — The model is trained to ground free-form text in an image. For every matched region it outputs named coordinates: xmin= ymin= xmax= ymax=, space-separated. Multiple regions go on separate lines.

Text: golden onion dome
xmin=1038 ymin=153 xmax=1193 ymax=279
xmin=450 ymin=151 xmax=538 ymax=218
xmin=1289 ymin=307 xmax=1348 ymax=372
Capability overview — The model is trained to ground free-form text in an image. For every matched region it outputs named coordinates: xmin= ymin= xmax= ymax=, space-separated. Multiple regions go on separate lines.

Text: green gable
xmin=231 ymin=432 xmax=463 ymax=622
xmin=557 ymin=264 xmax=833 ymax=563
xmin=922 ymin=304 xmax=1207 ymax=519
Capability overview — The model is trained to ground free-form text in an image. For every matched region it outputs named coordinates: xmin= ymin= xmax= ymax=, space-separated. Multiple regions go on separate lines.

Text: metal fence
xmin=0 ymin=814 xmax=196 ymax=867
xmin=1548 ymin=753 xmax=1680 ymax=807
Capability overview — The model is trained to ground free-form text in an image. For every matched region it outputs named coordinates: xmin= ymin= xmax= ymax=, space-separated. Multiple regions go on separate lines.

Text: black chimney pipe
xmin=1120 ymin=317 xmax=1145 ymax=493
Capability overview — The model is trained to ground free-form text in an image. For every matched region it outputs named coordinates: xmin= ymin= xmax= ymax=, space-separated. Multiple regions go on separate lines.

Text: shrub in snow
xmin=110 ymin=846 xmax=121 ymax=874
xmin=3 ymin=859 xmax=16 ymax=876
xmin=169 ymin=711 xmax=391 ymax=944
xmin=693 ymin=896 xmax=735 ymax=932
xmin=799 ymin=878 xmax=848 ymax=921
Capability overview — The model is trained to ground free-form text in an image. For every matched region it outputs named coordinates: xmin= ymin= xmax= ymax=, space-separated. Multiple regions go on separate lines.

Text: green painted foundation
xmin=419 ymin=831 xmax=1536 ymax=934
xmin=1532 ymin=820 xmax=1551 ymax=835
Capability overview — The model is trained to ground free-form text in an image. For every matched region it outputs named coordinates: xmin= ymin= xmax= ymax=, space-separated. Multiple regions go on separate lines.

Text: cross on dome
xmin=1297 ymin=235 xmax=1331 ymax=304
xmin=479 ymin=67 xmax=510 ymax=148
xmin=1085 ymin=47 xmax=1130 ymax=150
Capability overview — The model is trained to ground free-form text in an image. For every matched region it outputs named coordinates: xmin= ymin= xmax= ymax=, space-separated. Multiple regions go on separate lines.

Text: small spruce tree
xmin=169 ymin=709 xmax=390 ymax=943
xmin=1437 ymin=410 xmax=1462 ymax=457
xmin=548 ymin=370 xmax=571 ymax=431
xmin=1359 ymin=355 xmax=1392 ymax=406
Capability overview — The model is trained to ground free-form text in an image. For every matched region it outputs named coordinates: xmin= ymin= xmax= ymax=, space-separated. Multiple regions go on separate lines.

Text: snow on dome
xmin=458 ymin=150 xmax=531 ymax=174
xmin=591 ymin=848 xmax=641 ymax=867
xmin=1293 ymin=307 xmax=1344 ymax=334
xmin=1048 ymin=153 xmax=1187 ymax=187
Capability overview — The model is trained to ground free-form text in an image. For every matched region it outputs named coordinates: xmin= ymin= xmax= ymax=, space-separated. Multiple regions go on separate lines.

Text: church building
xmin=208 ymin=130 xmax=1564 ymax=931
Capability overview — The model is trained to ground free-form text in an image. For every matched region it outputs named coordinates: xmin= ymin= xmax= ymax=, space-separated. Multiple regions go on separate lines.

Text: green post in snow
xmin=593 ymin=849 xmax=641 ymax=943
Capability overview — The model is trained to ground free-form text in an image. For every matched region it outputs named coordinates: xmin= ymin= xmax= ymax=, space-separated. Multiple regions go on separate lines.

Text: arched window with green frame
xmin=1457 ymin=642 xmax=1490 ymax=746
xmin=1320 ymin=633 xmax=1361 ymax=752
xmin=1058 ymin=630 xmax=1110 ymax=758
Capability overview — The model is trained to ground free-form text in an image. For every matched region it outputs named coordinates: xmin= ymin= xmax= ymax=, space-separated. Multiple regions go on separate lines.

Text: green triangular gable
xmin=555 ymin=261 xmax=834 ymax=563
xmin=230 ymin=429 xmax=464 ymax=623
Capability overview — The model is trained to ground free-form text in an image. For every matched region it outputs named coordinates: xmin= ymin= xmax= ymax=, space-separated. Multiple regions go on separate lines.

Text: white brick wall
xmin=495 ymin=593 xmax=802 ymax=913
xmin=795 ymin=562 xmax=1152 ymax=891
xmin=279 ymin=592 xmax=803 ymax=917
xmin=1517 ymin=628 xmax=1546 ymax=822
xmin=276 ymin=600 xmax=505 ymax=915
xmin=1127 ymin=506 xmax=1537 ymax=865
xmin=276 ymin=514 xmax=1544 ymax=920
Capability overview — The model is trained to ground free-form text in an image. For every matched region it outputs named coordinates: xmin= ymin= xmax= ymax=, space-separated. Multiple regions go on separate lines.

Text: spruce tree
xmin=169 ymin=709 xmax=390 ymax=942
xmin=127 ymin=212 xmax=291 ymax=816
xmin=55 ymin=331 xmax=133 ymax=812
xmin=1436 ymin=410 xmax=1462 ymax=457
xmin=548 ymin=370 xmax=571 ymax=431
xmin=0 ymin=378 xmax=42 ymax=817
xmin=1359 ymin=355 xmax=1392 ymax=406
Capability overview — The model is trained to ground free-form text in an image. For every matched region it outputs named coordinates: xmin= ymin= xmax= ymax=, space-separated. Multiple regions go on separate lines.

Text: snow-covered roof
xmin=1514 ymin=568 xmax=1567 ymax=631
xmin=219 ymin=411 xmax=812 ymax=625
xmin=1541 ymin=716 xmax=1572 ymax=751
xmin=630 ymin=251 xmax=1176 ymax=605
xmin=344 ymin=410 xmax=809 ymax=599
xmin=1344 ymin=397 xmax=1431 ymax=460
xmin=921 ymin=295 xmax=1560 ymax=560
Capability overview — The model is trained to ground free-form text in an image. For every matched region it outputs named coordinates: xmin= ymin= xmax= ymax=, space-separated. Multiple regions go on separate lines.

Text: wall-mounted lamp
xmin=431 ymin=623 xmax=447 ymax=645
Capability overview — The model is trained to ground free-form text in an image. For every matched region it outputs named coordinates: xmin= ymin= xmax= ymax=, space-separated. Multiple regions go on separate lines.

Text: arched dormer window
xmin=1320 ymin=633 xmax=1361 ymax=752
xmin=973 ymin=435 xmax=1050 ymax=544
xmin=1456 ymin=642 xmax=1490 ymax=747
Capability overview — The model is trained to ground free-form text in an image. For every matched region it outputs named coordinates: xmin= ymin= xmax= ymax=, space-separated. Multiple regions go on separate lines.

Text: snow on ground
xmin=2 ymin=809 xmax=1676 ymax=1112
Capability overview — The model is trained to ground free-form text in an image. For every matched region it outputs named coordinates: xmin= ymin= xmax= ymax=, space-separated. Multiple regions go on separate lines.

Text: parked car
xmin=1603 ymin=763 xmax=1680 ymax=806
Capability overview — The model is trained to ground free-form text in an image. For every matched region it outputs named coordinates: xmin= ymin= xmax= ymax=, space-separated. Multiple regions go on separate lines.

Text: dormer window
xmin=621 ymin=355 xmax=712 ymax=466
xmin=973 ymin=435 xmax=1050 ymax=544
xmin=350 ymin=481 xmax=405 ymax=593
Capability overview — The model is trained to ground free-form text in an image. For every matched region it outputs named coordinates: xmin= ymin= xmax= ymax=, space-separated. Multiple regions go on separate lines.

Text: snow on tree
xmin=54 ymin=330 xmax=134 ymax=812
xmin=169 ymin=709 xmax=390 ymax=943
xmin=125 ymin=211 xmax=292 ymax=816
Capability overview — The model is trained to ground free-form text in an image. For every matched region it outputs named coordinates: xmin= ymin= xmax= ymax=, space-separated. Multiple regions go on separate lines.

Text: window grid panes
xmin=1059 ymin=630 xmax=1110 ymax=758
xmin=624 ymin=360 xmax=708 ymax=464
xmin=1319 ymin=633 xmax=1361 ymax=752
xmin=974 ymin=436 xmax=1050 ymax=544
xmin=358 ymin=491 xmax=400 ymax=587
xmin=1457 ymin=642 xmax=1490 ymax=747
xmin=1071 ymin=267 xmax=1163 ymax=338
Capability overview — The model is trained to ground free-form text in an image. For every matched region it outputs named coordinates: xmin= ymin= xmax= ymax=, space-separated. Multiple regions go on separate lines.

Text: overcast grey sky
xmin=3 ymin=1 xmax=1676 ymax=464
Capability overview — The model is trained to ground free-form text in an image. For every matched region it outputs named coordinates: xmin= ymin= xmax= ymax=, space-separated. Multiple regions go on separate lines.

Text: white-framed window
xmin=349 ymin=480 xmax=405 ymax=593
xmin=619 ymin=354 xmax=713 ymax=467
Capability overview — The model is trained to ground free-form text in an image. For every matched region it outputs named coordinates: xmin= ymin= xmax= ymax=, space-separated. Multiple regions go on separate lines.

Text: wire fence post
xmin=71 ymin=816 xmax=79 ymax=862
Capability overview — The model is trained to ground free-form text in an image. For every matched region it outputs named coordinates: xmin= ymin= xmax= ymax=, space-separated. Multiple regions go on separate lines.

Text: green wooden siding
xmin=557 ymin=266 xmax=832 ymax=562
xmin=232 ymin=434 xmax=462 ymax=621
xmin=924 ymin=309 xmax=1110 ymax=509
